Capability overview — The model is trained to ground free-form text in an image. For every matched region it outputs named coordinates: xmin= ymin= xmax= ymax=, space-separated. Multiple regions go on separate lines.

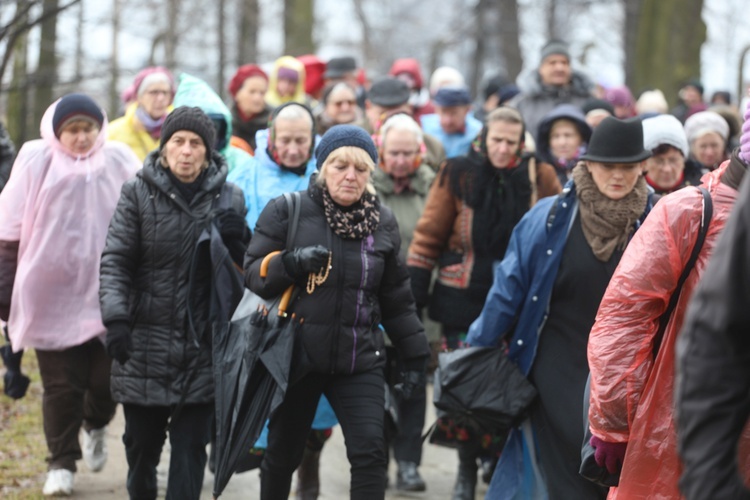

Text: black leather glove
xmin=106 ymin=322 xmax=132 ymax=364
xmin=282 ymin=245 xmax=330 ymax=281
xmin=215 ymin=209 xmax=251 ymax=243
xmin=394 ymin=357 xmax=427 ymax=401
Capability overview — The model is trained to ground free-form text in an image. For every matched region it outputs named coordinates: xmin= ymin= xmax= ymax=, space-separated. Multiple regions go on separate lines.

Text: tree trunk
xmin=496 ymin=0 xmax=523 ymax=82
xmin=283 ymin=0 xmax=314 ymax=57
xmin=632 ymin=0 xmax=706 ymax=106
xmin=73 ymin=0 xmax=83 ymax=84
xmin=237 ymin=0 xmax=259 ymax=65
xmin=469 ymin=0 xmax=489 ymax=97
xmin=547 ymin=0 xmax=558 ymax=41
xmin=7 ymin=0 xmax=31 ymax=145
xmin=217 ymin=0 xmax=226 ymax=99
xmin=351 ymin=0 xmax=373 ymax=69
xmin=109 ymin=0 xmax=121 ymax=118
xmin=33 ymin=0 xmax=59 ymax=135
xmin=164 ymin=0 xmax=179 ymax=70
xmin=622 ymin=0 xmax=643 ymax=91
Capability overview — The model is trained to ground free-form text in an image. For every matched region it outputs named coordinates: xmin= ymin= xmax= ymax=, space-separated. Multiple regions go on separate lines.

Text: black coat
xmin=676 ymin=164 xmax=750 ymax=499
xmin=99 ymin=150 xmax=246 ymax=406
xmin=0 ymin=122 xmax=16 ymax=194
xmin=243 ymin=184 xmax=429 ymax=375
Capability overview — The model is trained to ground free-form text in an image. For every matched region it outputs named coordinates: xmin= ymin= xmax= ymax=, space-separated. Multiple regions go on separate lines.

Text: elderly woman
xmin=536 ymin=103 xmax=592 ymax=185
xmin=99 ymin=107 xmax=249 ymax=500
xmin=467 ymin=117 xmax=653 ymax=499
xmin=372 ymin=113 xmax=436 ymax=492
xmin=109 ymin=66 xmax=175 ymax=161
xmin=244 ymin=124 xmax=429 ymax=499
xmin=0 ymin=93 xmax=140 ymax=496
xmin=642 ymin=114 xmax=704 ymax=202
xmin=684 ymin=110 xmax=730 ymax=171
xmin=407 ymin=107 xmax=561 ymax=499
xmin=228 ymin=64 xmax=272 ymax=154
xmin=227 ymin=102 xmax=317 ymax=229
xmin=315 ymin=82 xmax=366 ymax=135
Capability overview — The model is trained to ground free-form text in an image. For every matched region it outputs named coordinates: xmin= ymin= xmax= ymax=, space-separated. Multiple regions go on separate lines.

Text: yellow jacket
xmin=108 ymin=102 xmax=162 ymax=161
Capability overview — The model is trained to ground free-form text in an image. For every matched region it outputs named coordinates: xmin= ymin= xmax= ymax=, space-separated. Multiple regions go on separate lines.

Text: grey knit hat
xmin=540 ymin=40 xmax=570 ymax=62
xmin=315 ymin=124 xmax=378 ymax=170
xmin=160 ymin=106 xmax=216 ymax=158
xmin=643 ymin=114 xmax=689 ymax=157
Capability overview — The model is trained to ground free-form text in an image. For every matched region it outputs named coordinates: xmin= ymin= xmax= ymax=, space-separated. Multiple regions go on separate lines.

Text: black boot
xmin=295 ymin=447 xmax=321 ymax=500
xmin=396 ymin=461 xmax=426 ymax=492
xmin=452 ymin=447 xmax=478 ymax=500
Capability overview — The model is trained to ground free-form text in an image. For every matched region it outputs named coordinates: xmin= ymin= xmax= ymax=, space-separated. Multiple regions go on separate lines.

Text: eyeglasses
xmin=650 ymin=156 xmax=683 ymax=169
xmin=331 ymin=100 xmax=356 ymax=107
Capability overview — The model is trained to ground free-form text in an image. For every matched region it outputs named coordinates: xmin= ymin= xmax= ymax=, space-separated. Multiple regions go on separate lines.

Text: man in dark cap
xmin=420 ymin=85 xmax=482 ymax=158
xmin=366 ymin=76 xmax=446 ymax=170
xmin=671 ymin=79 xmax=707 ymax=124
xmin=509 ymin=39 xmax=594 ymax=141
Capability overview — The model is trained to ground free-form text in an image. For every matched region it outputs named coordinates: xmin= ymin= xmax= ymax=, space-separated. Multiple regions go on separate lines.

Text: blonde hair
xmin=316 ymin=146 xmax=376 ymax=195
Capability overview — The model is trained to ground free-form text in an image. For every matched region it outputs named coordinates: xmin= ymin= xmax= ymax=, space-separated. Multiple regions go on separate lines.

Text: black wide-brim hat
xmin=579 ymin=116 xmax=652 ymax=163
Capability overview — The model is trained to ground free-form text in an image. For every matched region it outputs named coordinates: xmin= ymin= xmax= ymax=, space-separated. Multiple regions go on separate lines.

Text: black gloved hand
xmin=282 ymin=245 xmax=330 ymax=281
xmin=215 ymin=209 xmax=250 ymax=243
xmin=394 ymin=357 xmax=427 ymax=401
xmin=106 ymin=322 xmax=132 ymax=364
xmin=408 ymin=266 xmax=432 ymax=311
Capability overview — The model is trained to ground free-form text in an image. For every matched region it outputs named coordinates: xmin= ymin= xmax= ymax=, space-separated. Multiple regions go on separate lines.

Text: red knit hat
xmin=228 ymin=64 xmax=269 ymax=97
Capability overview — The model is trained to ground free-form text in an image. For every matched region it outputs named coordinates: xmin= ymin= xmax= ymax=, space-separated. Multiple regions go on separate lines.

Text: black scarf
xmin=309 ymin=174 xmax=380 ymax=240
xmin=165 ymin=167 xmax=207 ymax=203
xmin=441 ymin=150 xmax=532 ymax=258
xmin=230 ymin=103 xmax=271 ymax=150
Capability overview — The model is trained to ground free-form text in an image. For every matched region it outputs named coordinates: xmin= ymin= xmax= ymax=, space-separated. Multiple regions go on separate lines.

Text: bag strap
xmin=284 ymin=191 xmax=302 ymax=249
xmin=652 ymin=187 xmax=713 ymax=357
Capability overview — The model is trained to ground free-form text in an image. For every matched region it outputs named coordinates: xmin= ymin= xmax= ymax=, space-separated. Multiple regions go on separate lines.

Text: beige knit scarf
xmin=571 ymin=163 xmax=648 ymax=262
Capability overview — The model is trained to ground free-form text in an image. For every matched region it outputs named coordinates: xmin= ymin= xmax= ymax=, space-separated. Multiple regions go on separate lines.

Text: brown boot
xmin=296 ymin=447 xmax=321 ymax=500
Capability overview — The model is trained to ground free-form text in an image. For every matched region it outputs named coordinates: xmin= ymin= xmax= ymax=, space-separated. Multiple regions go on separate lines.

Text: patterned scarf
xmin=321 ymin=188 xmax=380 ymax=240
xmin=571 ymin=163 xmax=648 ymax=262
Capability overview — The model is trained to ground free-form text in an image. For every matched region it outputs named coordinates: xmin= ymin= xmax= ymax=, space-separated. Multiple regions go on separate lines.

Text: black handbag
xmin=427 ymin=346 xmax=537 ymax=445
xmin=580 ymin=187 xmax=713 ymax=487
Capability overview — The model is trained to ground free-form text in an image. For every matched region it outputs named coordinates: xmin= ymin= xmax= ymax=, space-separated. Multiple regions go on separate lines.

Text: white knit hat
xmin=684 ymin=111 xmax=730 ymax=143
xmin=643 ymin=114 xmax=689 ymax=157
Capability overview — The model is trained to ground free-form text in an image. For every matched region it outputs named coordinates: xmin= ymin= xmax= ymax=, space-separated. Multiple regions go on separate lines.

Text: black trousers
xmin=388 ymin=350 xmax=426 ymax=465
xmin=122 ymin=403 xmax=213 ymax=500
xmin=36 ymin=338 xmax=117 ymax=472
xmin=261 ymin=368 xmax=386 ymax=500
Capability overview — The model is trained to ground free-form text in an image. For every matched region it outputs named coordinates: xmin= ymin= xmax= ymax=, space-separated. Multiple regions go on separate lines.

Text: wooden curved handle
xmin=260 ymin=250 xmax=282 ymax=278
xmin=278 ymin=285 xmax=295 ymax=317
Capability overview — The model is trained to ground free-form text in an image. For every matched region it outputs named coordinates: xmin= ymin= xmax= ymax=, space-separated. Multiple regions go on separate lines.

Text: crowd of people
xmin=1 ymin=38 xmax=749 ymax=500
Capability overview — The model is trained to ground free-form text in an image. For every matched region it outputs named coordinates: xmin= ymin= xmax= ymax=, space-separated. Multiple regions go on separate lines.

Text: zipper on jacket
xmin=329 ymin=225 xmax=343 ymax=373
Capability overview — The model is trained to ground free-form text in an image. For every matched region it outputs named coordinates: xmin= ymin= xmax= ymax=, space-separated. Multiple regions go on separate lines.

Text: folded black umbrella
xmin=1 ymin=326 xmax=29 ymax=400
xmin=433 ymin=347 xmax=537 ymax=432
xmin=212 ymin=287 xmax=299 ymax=498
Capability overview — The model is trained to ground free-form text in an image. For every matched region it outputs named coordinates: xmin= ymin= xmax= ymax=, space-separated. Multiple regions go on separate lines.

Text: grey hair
xmin=379 ymin=114 xmax=423 ymax=149
xmin=274 ymin=104 xmax=313 ymax=126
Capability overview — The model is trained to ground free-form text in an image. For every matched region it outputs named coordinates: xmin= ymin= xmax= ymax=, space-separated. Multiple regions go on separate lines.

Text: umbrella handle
xmin=260 ymin=250 xmax=282 ymax=278
xmin=278 ymin=286 xmax=294 ymax=317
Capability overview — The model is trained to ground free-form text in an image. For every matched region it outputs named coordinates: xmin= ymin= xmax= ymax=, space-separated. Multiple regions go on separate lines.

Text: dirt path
xmin=71 ymin=384 xmax=488 ymax=499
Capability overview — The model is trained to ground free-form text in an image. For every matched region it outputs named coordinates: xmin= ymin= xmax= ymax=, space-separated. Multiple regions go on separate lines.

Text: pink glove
xmin=590 ymin=435 xmax=627 ymax=475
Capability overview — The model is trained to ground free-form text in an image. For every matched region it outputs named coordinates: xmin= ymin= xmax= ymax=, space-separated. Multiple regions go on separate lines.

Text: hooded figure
xmin=0 ymin=94 xmax=140 ymax=496
xmin=536 ymin=103 xmax=592 ymax=185
xmin=266 ymin=56 xmax=308 ymax=108
xmin=172 ymin=73 xmax=255 ymax=175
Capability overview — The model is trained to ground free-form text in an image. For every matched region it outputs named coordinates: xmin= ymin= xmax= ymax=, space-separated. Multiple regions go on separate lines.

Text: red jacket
xmin=588 ymin=162 xmax=750 ymax=498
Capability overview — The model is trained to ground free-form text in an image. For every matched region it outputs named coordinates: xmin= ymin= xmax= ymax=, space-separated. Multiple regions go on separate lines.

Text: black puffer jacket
xmin=244 ymin=181 xmax=429 ymax=375
xmin=0 ymin=122 xmax=16 ymax=194
xmin=100 ymin=150 xmax=246 ymax=406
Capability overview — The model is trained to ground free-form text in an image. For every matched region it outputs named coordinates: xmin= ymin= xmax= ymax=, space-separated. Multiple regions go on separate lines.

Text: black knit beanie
xmin=52 ymin=93 xmax=104 ymax=138
xmin=159 ymin=106 xmax=216 ymax=158
xmin=315 ymin=124 xmax=378 ymax=170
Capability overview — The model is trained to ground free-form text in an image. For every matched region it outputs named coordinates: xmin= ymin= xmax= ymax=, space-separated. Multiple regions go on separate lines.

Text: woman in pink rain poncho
xmin=0 ymin=93 xmax=140 ymax=496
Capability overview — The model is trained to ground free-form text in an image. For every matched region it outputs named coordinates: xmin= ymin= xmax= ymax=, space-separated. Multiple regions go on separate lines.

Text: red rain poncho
xmin=588 ymin=162 xmax=750 ymax=498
